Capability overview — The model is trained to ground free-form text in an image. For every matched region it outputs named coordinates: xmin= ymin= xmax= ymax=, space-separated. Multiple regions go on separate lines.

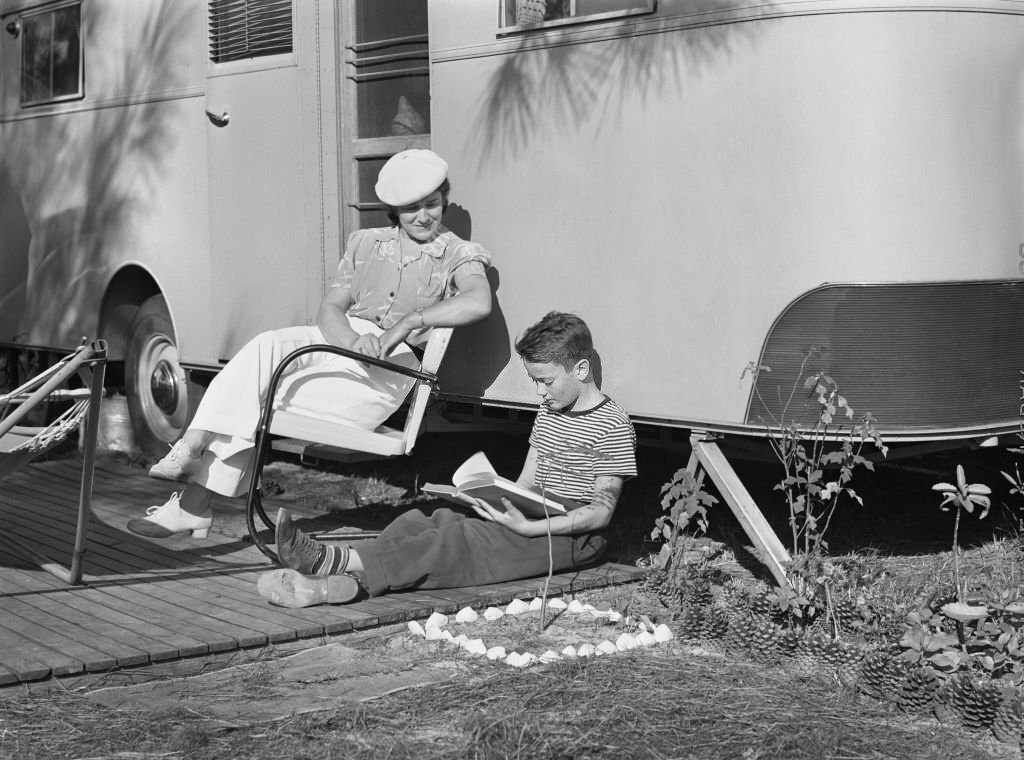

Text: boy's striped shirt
xmin=528 ymin=396 xmax=637 ymax=504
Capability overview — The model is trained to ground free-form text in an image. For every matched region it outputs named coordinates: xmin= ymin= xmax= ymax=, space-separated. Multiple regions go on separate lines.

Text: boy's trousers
xmin=355 ymin=507 xmax=607 ymax=597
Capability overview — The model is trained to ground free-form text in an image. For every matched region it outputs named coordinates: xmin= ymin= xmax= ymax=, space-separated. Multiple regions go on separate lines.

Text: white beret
xmin=375 ymin=149 xmax=449 ymax=207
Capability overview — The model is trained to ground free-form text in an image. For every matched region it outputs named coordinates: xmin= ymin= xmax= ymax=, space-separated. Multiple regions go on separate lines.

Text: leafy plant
xmin=743 ymin=350 xmax=887 ymax=557
xmin=651 ymin=467 xmax=719 ymax=575
xmin=932 ymin=465 xmax=992 ymax=603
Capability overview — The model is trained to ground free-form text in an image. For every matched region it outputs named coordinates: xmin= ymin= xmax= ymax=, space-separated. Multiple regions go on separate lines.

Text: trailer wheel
xmin=126 ymin=294 xmax=189 ymax=454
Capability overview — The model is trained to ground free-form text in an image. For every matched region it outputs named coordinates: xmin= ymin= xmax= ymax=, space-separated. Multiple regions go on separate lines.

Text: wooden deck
xmin=0 ymin=456 xmax=645 ymax=687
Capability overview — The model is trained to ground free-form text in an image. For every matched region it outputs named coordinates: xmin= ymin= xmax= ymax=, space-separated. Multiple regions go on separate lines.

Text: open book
xmin=421 ymin=451 xmax=569 ymax=519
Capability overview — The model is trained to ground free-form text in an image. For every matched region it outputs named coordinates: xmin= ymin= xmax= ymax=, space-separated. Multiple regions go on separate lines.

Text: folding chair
xmin=0 ymin=339 xmax=107 ymax=585
xmin=245 ymin=328 xmax=453 ymax=562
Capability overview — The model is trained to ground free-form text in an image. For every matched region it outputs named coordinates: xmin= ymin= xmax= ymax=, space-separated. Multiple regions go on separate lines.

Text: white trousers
xmin=187 ymin=319 xmax=417 ymax=497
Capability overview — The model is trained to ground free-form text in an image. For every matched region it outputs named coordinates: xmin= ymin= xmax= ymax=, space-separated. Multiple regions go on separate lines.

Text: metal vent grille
xmin=209 ymin=0 xmax=292 ymax=64
xmin=745 ymin=280 xmax=1024 ymax=434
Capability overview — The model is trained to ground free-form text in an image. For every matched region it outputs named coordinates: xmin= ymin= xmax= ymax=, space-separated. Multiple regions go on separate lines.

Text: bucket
xmin=95 ymin=394 xmax=136 ymax=453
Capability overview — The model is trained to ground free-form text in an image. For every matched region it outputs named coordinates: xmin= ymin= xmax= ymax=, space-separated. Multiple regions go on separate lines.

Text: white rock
xmin=424 ymin=627 xmax=447 ymax=641
xmin=567 ymin=599 xmax=587 ymax=613
xmin=462 ymin=638 xmax=487 ymax=656
xmin=547 ymin=598 xmax=568 ymax=610
xmin=440 ymin=630 xmax=454 ymax=642
xmin=486 ymin=646 xmax=507 ymax=660
xmin=483 ymin=606 xmax=504 ymax=621
xmin=455 ymin=607 xmax=479 ymax=623
xmin=505 ymin=652 xmax=525 ymax=667
xmin=407 ymin=620 xmax=425 ymax=637
xmin=616 ymin=633 xmax=638 ymax=651
xmin=424 ymin=612 xmax=448 ymax=630
xmin=582 ymin=603 xmax=598 ymax=613
xmin=528 ymin=597 xmax=544 ymax=610
xmin=597 ymin=640 xmax=618 ymax=655
xmin=576 ymin=643 xmax=596 ymax=657
xmin=506 ymin=598 xmax=531 ymax=615
xmin=635 ymin=631 xmax=658 ymax=647
xmin=519 ymin=652 xmax=538 ymax=667
xmin=653 ymin=624 xmax=674 ymax=643
xmin=561 ymin=645 xmax=578 ymax=658
xmin=539 ymin=650 xmax=561 ymax=663
xmin=451 ymin=633 xmax=468 ymax=646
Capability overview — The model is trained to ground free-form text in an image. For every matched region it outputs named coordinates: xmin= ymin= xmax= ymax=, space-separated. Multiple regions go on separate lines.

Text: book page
xmin=451 ymin=451 xmax=498 ymax=488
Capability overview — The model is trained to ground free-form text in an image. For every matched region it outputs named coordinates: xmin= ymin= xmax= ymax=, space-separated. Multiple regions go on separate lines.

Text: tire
xmin=125 ymin=294 xmax=190 ymax=455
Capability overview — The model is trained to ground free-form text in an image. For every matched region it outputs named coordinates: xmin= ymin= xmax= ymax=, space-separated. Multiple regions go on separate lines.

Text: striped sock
xmin=309 ymin=544 xmax=349 ymax=576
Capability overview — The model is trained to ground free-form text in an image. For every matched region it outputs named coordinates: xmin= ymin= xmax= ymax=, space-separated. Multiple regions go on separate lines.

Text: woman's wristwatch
xmin=415 ymin=307 xmax=426 ymax=328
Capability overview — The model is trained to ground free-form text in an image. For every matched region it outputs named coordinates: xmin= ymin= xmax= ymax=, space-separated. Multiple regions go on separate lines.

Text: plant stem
xmin=952 ymin=506 xmax=963 ymax=603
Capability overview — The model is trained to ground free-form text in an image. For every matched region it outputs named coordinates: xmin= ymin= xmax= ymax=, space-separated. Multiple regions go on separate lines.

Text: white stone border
xmin=407 ymin=596 xmax=674 ymax=668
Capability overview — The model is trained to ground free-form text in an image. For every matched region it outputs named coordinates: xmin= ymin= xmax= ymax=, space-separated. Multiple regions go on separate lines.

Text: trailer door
xmin=204 ymin=0 xmax=318 ymax=360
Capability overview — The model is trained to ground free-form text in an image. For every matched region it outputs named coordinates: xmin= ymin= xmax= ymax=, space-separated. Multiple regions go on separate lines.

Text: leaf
xmin=940 ymin=602 xmax=989 ymax=622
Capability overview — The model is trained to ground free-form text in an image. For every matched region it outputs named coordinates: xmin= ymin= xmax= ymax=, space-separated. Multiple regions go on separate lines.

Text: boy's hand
xmin=467 ymin=497 xmax=532 ymax=533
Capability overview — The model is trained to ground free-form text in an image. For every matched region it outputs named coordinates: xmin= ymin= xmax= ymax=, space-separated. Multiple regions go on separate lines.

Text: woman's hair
xmin=515 ymin=311 xmax=593 ymax=370
xmin=386 ymin=179 xmax=450 ymax=225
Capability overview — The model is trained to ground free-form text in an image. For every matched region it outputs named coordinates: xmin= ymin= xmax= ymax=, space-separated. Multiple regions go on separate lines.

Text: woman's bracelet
xmin=415 ymin=307 xmax=426 ymax=329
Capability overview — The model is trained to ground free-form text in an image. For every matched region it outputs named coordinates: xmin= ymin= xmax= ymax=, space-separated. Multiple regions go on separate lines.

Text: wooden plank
xmin=0 ymin=624 xmax=55 ymax=682
xmin=0 ymin=601 xmax=96 ymax=676
xmin=45 ymin=587 xmax=204 ymax=662
xmin=690 ymin=436 xmax=791 ymax=588
xmin=87 ymin=581 xmax=268 ymax=652
xmin=11 ymin=583 xmax=177 ymax=666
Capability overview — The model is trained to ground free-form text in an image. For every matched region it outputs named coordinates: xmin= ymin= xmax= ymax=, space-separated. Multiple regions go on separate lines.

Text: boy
xmin=256 ymin=311 xmax=637 ymax=608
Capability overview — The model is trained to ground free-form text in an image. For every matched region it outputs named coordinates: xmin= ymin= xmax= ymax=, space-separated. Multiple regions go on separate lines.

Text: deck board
xmin=0 ymin=456 xmax=646 ymax=686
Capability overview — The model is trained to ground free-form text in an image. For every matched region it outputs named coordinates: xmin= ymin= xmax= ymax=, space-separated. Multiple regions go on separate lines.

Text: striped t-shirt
xmin=528 ymin=396 xmax=637 ymax=505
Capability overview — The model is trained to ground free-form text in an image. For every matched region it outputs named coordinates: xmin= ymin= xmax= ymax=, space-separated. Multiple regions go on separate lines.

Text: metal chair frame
xmin=244 ymin=329 xmax=452 ymax=562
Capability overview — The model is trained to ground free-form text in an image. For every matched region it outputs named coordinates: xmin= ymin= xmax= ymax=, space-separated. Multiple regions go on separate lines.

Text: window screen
xmin=209 ymin=0 xmax=292 ymax=64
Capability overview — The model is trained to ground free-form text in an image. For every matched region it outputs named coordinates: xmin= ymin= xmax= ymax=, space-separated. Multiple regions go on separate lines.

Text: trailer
xmin=1 ymin=1 xmax=1021 ymax=476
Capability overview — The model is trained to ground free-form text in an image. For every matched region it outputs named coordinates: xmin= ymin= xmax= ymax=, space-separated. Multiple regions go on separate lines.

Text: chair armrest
xmin=271 ymin=344 xmax=439 ymax=385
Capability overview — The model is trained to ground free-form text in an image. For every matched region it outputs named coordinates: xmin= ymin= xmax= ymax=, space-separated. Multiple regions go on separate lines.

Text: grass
xmin=3 ymin=542 xmax=1024 ymax=759
xmin=0 ymin=645 xmax=1014 ymax=760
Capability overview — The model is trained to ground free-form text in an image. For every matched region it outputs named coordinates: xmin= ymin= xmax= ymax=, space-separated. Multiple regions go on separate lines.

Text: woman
xmin=127 ymin=149 xmax=493 ymax=538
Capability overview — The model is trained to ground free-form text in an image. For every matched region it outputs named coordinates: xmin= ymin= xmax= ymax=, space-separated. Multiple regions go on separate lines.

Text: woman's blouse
xmin=330 ymin=227 xmax=491 ymax=341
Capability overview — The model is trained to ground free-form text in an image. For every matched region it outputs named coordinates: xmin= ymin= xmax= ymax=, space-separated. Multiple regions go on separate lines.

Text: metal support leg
xmin=688 ymin=432 xmax=792 ymax=588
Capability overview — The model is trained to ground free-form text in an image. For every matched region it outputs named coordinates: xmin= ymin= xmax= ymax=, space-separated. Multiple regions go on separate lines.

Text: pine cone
xmin=934 ymin=673 xmax=987 ymax=727
xmin=858 ymin=650 xmax=907 ymax=701
xmin=959 ymin=678 xmax=1002 ymax=731
xmin=992 ymin=689 xmax=1024 ymax=745
xmin=898 ymin=666 xmax=941 ymax=715
xmin=727 ymin=612 xmax=786 ymax=662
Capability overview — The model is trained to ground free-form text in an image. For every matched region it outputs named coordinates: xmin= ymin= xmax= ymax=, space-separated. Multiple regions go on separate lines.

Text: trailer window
xmin=350 ymin=0 xmax=429 ymax=140
xmin=345 ymin=0 xmax=430 ymax=229
xmin=209 ymin=0 xmax=293 ymax=64
xmin=19 ymin=1 xmax=82 ymax=107
xmin=500 ymin=0 xmax=655 ymax=30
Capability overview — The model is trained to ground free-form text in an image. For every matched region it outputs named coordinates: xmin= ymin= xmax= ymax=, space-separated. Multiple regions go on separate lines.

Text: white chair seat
xmin=269 ymin=410 xmax=406 ymax=457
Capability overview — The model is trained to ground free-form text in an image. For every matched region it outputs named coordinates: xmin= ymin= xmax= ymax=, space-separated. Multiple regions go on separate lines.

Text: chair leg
xmin=245 ymin=426 xmax=279 ymax=563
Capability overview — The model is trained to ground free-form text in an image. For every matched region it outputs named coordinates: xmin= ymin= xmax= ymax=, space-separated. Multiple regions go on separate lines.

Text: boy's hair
xmin=515 ymin=311 xmax=593 ymax=369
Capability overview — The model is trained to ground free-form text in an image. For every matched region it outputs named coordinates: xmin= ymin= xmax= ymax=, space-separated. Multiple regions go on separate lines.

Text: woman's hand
xmin=352 ymin=333 xmax=382 ymax=358
xmin=379 ymin=312 xmax=418 ymax=356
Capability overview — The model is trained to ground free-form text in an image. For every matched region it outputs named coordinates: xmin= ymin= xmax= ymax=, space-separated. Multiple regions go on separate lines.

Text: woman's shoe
xmin=256 ymin=569 xmax=361 ymax=608
xmin=126 ymin=492 xmax=212 ymax=538
xmin=148 ymin=440 xmax=202 ymax=482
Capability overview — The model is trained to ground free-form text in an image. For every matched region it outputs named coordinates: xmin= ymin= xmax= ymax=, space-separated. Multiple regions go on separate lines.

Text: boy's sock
xmin=275 ymin=509 xmax=349 ymax=576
